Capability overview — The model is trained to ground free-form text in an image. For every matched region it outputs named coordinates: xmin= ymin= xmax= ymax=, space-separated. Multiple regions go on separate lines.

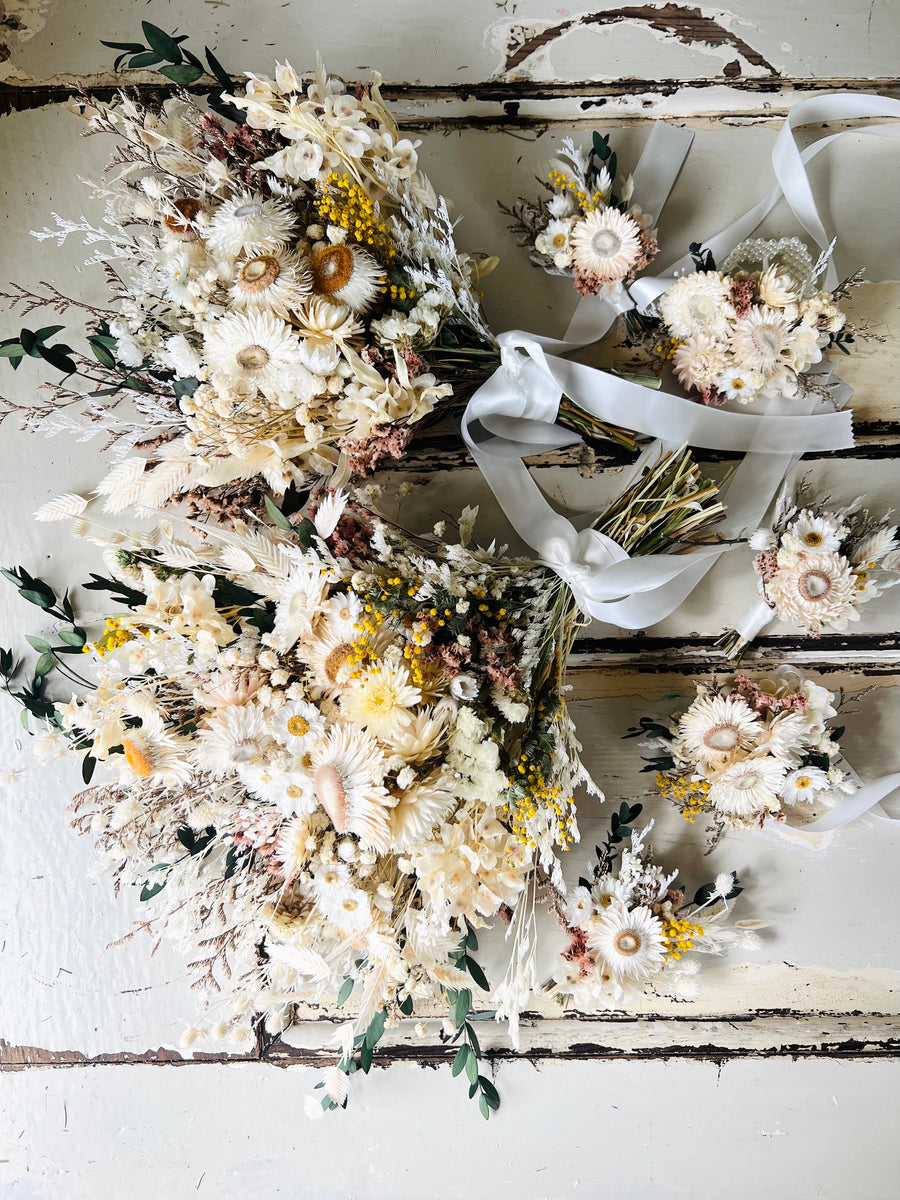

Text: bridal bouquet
xmin=1 ymin=32 xmax=499 ymax=517
xmin=719 ymin=479 xmax=899 ymax=657
xmin=2 ymin=492 xmax=600 ymax=1116
xmin=630 ymin=667 xmax=856 ymax=847
xmin=654 ymin=237 xmax=852 ymax=406
xmin=550 ymin=807 xmax=758 ymax=1007
xmin=502 ymin=132 xmax=659 ymax=299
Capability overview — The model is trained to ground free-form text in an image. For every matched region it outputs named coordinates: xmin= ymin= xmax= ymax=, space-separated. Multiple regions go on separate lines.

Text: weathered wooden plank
xmin=1 ymin=1059 xmax=898 ymax=1199
xmin=3 ymin=0 xmax=899 ymax=84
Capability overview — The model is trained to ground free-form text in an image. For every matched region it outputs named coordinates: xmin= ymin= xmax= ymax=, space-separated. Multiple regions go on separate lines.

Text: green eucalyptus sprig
xmin=439 ymin=924 xmax=500 ymax=1120
xmin=101 ymin=22 xmax=244 ymax=123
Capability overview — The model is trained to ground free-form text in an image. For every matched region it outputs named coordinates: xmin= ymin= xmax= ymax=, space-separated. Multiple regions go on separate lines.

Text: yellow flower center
xmin=794 ymin=775 xmax=812 ymax=790
xmin=803 ymin=531 xmax=824 ymax=547
xmin=286 ymin=715 xmax=310 ymax=737
xmin=285 ymin=784 xmax=305 ymax=800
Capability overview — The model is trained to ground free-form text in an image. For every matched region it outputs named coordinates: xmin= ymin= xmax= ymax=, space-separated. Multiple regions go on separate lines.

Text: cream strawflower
xmin=389 ymin=767 xmax=458 ymax=850
xmin=766 ymin=551 xmax=858 ymax=631
xmin=678 ymin=693 xmax=761 ymax=764
xmin=310 ymin=244 xmax=383 ymax=313
xmin=586 ymin=904 xmax=667 ymax=984
xmin=309 ymin=724 xmax=392 ymax=853
xmin=340 ymin=658 xmax=422 ymax=740
xmin=752 ymin=710 xmax=809 ymax=767
xmin=193 ymin=703 xmax=274 ymax=776
xmin=782 ymin=766 xmax=831 ymax=805
xmin=204 ymin=310 xmax=305 ymax=399
xmin=206 ymin=192 xmax=297 ymax=257
xmin=384 ymin=707 xmax=450 ymax=764
xmin=569 ymin=208 xmax=642 ymax=282
xmin=672 ymin=333 xmax=727 ymax=391
xmin=707 ymin=757 xmax=786 ymax=818
xmin=267 ymin=562 xmax=331 ymax=653
xmin=229 ymin=250 xmax=312 ymax=316
xmin=756 ymin=264 xmax=801 ymax=308
xmin=272 ymin=815 xmax=317 ymax=882
xmin=660 ymin=271 xmax=735 ymax=340
xmin=730 ymin=305 xmax=794 ymax=375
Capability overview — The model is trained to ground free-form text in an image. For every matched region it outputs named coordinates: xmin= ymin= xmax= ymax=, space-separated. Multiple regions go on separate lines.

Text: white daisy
xmin=569 ymin=208 xmax=643 ymax=282
xmin=240 ymin=759 xmax=317 ymax=817
xmin=789 ymin=511 xmax=846 ymax=554
xmin=310 ymin=244 xmax=383 ymax=312
xmin=586 ymin=904 xmax=667 ymax=983
xmin=535 ymin=217 xmax=576 ymax=266
xmin=707 ymin=757 xmax=786 ymax=818
xmin=565 ymin=886 xmax=594 ymax=926
xmin=718 ymin=364 xmax=763 ymax=404
xmin=317 ymin=587 xmax=362 ymax=638
xmin=204 ymin=310 xmax=305 ymax=399
xmin=193 ymin=703 xmax=273 ymax=776
xmin=310 ymin=724 xmax=392 ymax=853
xmin=270 ymin=699 xmax=326 ymax=751
xmin=672 ymin=333 xmax=727 ymax=391
xmin=229 ymin=251 xmax=312 ymax=316
xmin=340 ymin=658 xmax=422 ymax=741
xmin=660 ymin=271 xmax=736 ymax=341
xmin=312 ymin=866 xmax=372 ymax=935
xmin=766 ymin=552 xmax=858 ymax=632
xmin=388 ymin=767 xmax=457 ymax=851
xmin=206 ymin=192 xmax=297 ymax=257
xmin=679 ymin=694 xmax=761 ymax=763
xmin=782 ymin=766 xmax=831 ymax=805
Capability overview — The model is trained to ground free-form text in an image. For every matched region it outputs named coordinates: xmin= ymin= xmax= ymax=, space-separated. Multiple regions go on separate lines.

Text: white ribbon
xmin=463 ymin=94 xmax=900 ymax=626
xmin=790 ymin=771 xmax=900 ymax=833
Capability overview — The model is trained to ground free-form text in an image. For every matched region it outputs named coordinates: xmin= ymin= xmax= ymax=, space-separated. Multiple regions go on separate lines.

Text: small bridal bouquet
xmin=630 ymin=667 xmax=856 ymax=847
xmin=719 ymin=479 xmax=899 ymax=658
xmin=502 ymin=132 xmax=659 ymax=300
xmin=549 ymin=806 xmax=759 ymax=1007
xmin=1 ymin=28 xmax=499 ymax=517
xmin=654 ymin=237 xmax=852 ymax=406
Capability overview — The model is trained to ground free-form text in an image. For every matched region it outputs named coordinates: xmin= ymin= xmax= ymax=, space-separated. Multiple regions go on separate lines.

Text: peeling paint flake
xmin=0 ymin=0 xmax=54 ymax=82
xmin=486 ymin=4 xmax=779 ymax=81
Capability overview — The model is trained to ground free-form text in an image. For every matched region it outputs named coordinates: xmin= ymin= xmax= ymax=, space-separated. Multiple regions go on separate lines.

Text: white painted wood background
xmin=1 ymin=3 xmax=898 ymax=1196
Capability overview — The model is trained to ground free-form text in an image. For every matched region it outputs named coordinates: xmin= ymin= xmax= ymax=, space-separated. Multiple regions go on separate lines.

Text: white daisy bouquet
xmin=719 ymin=478 xmax=899 ymax=658
xmin=630 ymin=667 xmax=856 ymax=847
xmin=550 ymin=805 xmax=759 ymax=1008
xmin=1 ymin=26 xmax=501 ymax=517
xmin=653 ymin=237 xmax=852 ymax=406
xmin=502 ymin=132 xmax=659 ymax=300
xmin=1 ymin=491 xmax=604 ymax=1117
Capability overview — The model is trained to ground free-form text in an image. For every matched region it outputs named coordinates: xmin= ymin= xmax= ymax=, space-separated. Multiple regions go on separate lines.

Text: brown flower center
xmin=312 ymin=245 xmax=355 ymax=294
xmin=235 ymin=344 xmax=271 ymax=371
xmin=614 ymin=930 xmax=641 ymax=956
xmin=163 ymin=197 xmax=202 ymax=239
xmin=324 ymin=644 xmax=354 ymax=683
xmin=803 ymin=531 xmax=824 ymax=547
xmin=799 ymin=570 xmax=831 ymax=601
xmin=237 ymin=255 xmax=282 ymax=294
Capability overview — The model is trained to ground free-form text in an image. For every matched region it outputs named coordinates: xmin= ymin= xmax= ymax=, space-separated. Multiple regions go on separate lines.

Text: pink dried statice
xmin=326 ymin=513 xmax=374 ymax=560
xmin=730 ymin=278 xmax=755 ymax=319
xmin=402 ymin=347 xmax=429 ymax=379
xmin=199 ymin=114 xmax=284 ymax=191
xmin=573 ymin=270 xmax=603 ymax=298
xmin=561 ymin=925 xmax=594 ymax=978
xmin=754 ymin=550 xmax=779 ymax=582
xmin=338 ymin=425 xmax=415 ymax=475
xmin=732 ymin=673 xmax=808 ymax=714
xmin=699 ymin=386 xmax=726 ymax=407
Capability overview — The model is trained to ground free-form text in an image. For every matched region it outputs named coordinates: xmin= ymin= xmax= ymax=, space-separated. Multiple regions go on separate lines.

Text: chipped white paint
xmin=1 ymin=3 xmax=899 ymax=1191
xmin=2 ymin=1059 xmax=900 ymax=1199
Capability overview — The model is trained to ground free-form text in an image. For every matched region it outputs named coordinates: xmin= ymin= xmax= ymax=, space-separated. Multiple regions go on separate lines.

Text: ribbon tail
xmin=794 ymin=771 xmax=900 ymax=833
